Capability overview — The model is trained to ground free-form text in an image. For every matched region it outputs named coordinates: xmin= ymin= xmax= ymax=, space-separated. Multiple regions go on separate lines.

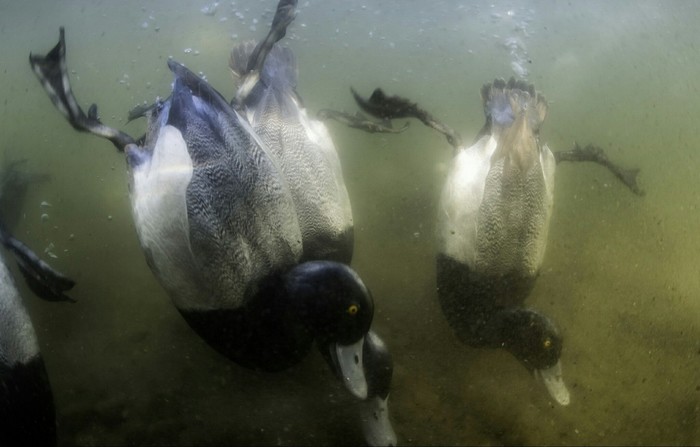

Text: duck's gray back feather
xmin=231 ymin=42 xmax=353 ymax=263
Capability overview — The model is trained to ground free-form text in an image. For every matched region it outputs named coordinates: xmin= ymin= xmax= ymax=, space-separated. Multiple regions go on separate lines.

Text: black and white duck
xmin=0 ymin=202 xmax=75 ymax=446
xmin=334 ymin=78 xmax=643 ymax=406
xmin=28 ymin=0 xmax=394 ymax=444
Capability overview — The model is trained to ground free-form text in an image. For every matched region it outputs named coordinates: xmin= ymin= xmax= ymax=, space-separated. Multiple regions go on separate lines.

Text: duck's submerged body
xmin=436 ymin=78 xmax=567 ymax=404
xmin=124 ymin=59 xmax=389 ymax=432
xmin=0 ymin=192 xmax=76 ymax=446
xmin=128 ymin=64 xmax=308 ymax=371
xmin=125 ymin=43 xmax=361 ymax=373
xmin=29 ymin=1 xmax=396 ymax=443
xmin=437 ymin=78 xmax=555 ymax=339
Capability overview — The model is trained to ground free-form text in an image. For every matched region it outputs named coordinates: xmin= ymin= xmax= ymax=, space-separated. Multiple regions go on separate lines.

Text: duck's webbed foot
xmin=317 ymin=109 xmax=409 ymax=134
xmin=244 ymin=0 xmax=297 ymax=74
xmin=351 ymin=87 xmax=463 ymax=149
xmin=29 ymin=28 xmax=136 ymax=151
xmin=234 ymin=0 xmax=298 ymax=104
xmin=127 ymin=100 xmax=163 ymax=124
xmin=0 ymin=221 xmax=76 ymax=303
xmin=555 ymin=142 xmax=644 ymax=196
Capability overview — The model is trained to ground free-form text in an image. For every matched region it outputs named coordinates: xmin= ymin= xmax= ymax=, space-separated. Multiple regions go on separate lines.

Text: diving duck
xmin=0 ymin=211 xmax=75 ymax=446
xmin=340 ymin=78 xmax=642 ymax=406
xmin=29 ymin=0 xmax=394 ymax=444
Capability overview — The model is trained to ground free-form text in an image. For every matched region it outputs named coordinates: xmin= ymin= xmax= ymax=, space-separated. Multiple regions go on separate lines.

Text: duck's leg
xmin=234 ymin=0 xmax=298 ymax=103
xmin=246 ymin=0 xmax=297 ymax=73
xmin=317 ymin=109 xmax=410 ymax=134
xmin=0 ymin=220 xmax=76 ymax=303
xmin=350 ymin=87 xmax=463 ymax=149
xmin=554 ymin=142 xmax=644 ymax=195
xmin=29 ymin=27 xmax=136 ymax=151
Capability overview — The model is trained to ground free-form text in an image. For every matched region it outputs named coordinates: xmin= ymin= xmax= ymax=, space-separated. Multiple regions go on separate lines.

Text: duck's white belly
xmin=438 ymin=135 xmax=497 ymax=268
xmin=129 ymin=125 xmax=202 ymax=310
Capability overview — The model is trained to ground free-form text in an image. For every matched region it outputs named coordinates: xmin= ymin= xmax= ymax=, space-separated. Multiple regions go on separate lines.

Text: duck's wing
xmin=133 ymin=60 xmax=302 ymax=312
xmin=29 ymin=27 xmax=136 ymax=151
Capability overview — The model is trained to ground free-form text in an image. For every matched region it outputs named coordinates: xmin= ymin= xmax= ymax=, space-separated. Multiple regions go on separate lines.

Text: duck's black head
xmin=496 ymin=308 xmax=562 ymax=370
xmin=485 ymin=307 xmax=570 ymax=405
xmin=285 ymin=261 xmax=375 ymax=399
xmin=284 ymin=260 xmax=374 ymax=345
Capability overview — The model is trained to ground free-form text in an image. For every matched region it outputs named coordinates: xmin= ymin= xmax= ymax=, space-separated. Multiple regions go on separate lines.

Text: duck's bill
xmin=536 ymin=360 xmax=570 ymax=406
xmin=359 ymin=395 xmax=397 ymax=447
xmin=334 ymin=338 xmax=368 ymax=399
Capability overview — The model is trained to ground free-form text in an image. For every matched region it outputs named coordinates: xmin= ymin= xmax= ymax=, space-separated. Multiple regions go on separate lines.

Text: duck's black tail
xmin=29 ymin=27 xmax=136 ymax=151
xmin=0 ymin=218 xmax=76 ymax=303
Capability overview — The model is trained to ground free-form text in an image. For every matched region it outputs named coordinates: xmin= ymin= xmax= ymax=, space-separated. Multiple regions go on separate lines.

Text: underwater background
xmin=1 ymin=0 xmax=699 ymax=445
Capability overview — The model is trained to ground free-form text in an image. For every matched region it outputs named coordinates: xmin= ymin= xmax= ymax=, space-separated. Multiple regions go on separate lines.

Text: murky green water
xmin=1 ymin=0 xmax=699 ymax=445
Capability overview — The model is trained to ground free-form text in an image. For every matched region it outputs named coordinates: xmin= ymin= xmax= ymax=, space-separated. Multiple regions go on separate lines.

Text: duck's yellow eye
xmin=347 ymin=304 xmax=359 ymax=316
xmin=543 ymin=338 xmax=552 ymax=349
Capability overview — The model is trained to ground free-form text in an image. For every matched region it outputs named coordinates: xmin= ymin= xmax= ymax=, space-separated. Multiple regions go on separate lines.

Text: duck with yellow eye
xmin=337 ymin=74 xmax=637 ymax=407
xmin=28 ymin=0 xmax=396 ymax=444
